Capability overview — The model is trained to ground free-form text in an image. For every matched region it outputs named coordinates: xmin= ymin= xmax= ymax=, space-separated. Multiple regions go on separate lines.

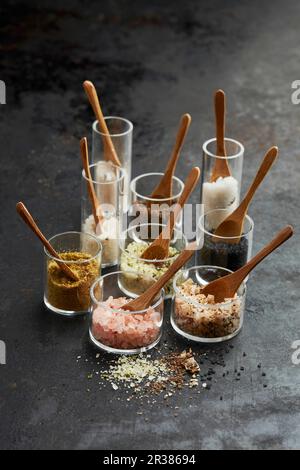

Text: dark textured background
xmin=0 ymin=0 xmax=299 ymax=450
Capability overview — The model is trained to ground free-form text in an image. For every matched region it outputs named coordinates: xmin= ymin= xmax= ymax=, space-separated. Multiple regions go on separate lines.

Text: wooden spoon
xmin=122 ymin=242 xmax=197 ymax=311
xmin=202 ymin=225 xmax=293 ymax=303
xmin=213 ymin=146 xmax=278 ymax=241
xmin=16 ymin=202 xmax=79 ymax=281
xmin=141 ymin=167 xmax=200 ymax=260
xmin=83 ymin=80 xmax=121 ymax=167
xmin=210 ymin=89 xmax=231 ymax=182
xmin=150 ymin=113 xmax=191 ymax=200
xmin=80 ymin=137 xmax=104 ymax=231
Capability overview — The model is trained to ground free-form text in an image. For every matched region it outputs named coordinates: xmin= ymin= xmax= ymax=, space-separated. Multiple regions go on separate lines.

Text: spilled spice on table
xmin=99 ymin=349 xmax=201 ymax=397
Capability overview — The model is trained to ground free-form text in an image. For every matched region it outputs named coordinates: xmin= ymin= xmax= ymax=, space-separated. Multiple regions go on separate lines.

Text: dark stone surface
xmin=0 ymin=0 xmax=300 ymax=450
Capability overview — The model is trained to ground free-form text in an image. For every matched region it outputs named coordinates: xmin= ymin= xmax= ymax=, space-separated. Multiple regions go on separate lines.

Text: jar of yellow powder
xmin=44 ymin=231 xmax=102 ymax=316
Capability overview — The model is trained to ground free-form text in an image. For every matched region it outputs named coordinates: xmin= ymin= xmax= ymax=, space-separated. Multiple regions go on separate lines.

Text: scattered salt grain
xmin=189 ymin=378 xmax=198 ymax=388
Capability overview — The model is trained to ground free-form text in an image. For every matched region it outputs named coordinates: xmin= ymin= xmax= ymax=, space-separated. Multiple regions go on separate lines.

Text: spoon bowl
xmin=213 ymin=146 xmax=278 ymax=241
xmin=142 ymin=167 xmax=200 ymax=260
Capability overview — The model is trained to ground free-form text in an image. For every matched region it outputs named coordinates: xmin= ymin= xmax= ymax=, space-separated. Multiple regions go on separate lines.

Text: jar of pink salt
xmin=89 ymin=271 xmax=164 ymax=354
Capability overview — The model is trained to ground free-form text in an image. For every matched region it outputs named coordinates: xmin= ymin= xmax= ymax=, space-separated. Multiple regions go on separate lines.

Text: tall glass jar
xmin=81 ymin=161 xmax=125 ymax=268
xmin=129 ymin=172 xmax=184 ymax=227
xmin=92 ymin=117 xmax=133 ymax=212
xmin=44 ymin=231 xmax=102 ymax=316
xmin=201 ymin=138 xmax=244 ymax=225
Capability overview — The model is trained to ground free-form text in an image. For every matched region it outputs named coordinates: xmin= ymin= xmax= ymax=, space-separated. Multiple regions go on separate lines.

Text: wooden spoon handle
xmin=149 ymin=114 xmax=191 ymax=199
xmin=228 ymin=225 xmax=294 ymax=294
xmin=161 ymin=166 xmax=200 ymax=239
xmin=83 ymin=80 xmax=121 ymax=167
xmin=80 ymin=137 xmax=103 ymax=225
xmin=124 ymin=241 xmax=197 ymax=310
xmin=16 ymin=202 xmax=79 ymax=281
xmin=239 ymin=146 xmax=278 ymax=214
xmin=215 ymin=89 xmax=226 ymax=156
xmin=210 ymin=90 xmax=231 ymax=182
xmin=164 ymin=113 xmax=191 ymax=177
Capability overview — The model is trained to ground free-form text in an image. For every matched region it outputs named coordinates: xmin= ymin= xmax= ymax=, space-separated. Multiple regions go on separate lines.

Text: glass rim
xmin=130 ymin=173 xmax=184 ymax=202
xmin=90 ymin=271 xmax=164 ymax=314
xmin=92 ymin=116 xmax=133 ymax=137
xmin=173 ymin=265 xmax=246 ymax=308
xmin=198 ymin=209 xmax=254 ymax=240
xmin=44 ymin=231 xmax=102 ymax=264
xmin=82 ymin=161 xmax=125 ymax=185
xmin=120 ymin=223 xmax=188 ymax=263
xmin=203 ymin=137 xmax=244 ymax=160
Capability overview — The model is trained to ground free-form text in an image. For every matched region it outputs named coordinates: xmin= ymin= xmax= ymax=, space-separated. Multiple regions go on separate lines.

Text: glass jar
xmin=196 ymin=209 xmax=254 ymax=272
xmin=201 ymin=138 xmax=244 ymax=221
xmin=89 ymin=271 xmax=164 ymax=354
xmin=119 ymin=223 xmax=187 ymax=299
xmin=171 ymin=266 xmax=246 ymax=343
xmin=129 ymin=173 xmax=184 ymax=227
xmin=44 ymin=231 xmax=102 ymax=316
xmin=92 ymin=117 xmax=133 ymax=212
xmin=81 ymin=161 xmax=125 ymax=268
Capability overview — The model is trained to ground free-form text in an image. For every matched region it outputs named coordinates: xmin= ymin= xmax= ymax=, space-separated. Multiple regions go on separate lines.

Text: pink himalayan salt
xmin=92 ymin=296 xmax=161 ymax=349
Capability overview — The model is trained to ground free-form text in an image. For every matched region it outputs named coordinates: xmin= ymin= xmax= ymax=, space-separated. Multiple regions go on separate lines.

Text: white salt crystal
xmin=82 ymin=214 xmax=119 ymax=265
xmin=202 ymin=176 xmax=239 ymax=229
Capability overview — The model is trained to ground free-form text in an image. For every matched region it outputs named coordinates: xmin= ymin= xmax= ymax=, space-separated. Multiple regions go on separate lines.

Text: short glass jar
xmin=171 ymin=266 xmax=246 ymax=343
xmin=119 ymin=223 xmax=187 ymax=299
xmin=92 ymin=117 xmax=133 ymax=211
xmin=201 ymin=138 xmax=244 ymax=217
xmin=129 ymin=173 xmax=184 ymax=227
xmin=89 ymin=271 xmax=164 ymax=354
xmin=44 ymin=231 xmax=102 ymax=316
xmin=81 ymin=161 xmax=125 ymax=268
xmin=196 ymin=209 xmax=254 ymax=272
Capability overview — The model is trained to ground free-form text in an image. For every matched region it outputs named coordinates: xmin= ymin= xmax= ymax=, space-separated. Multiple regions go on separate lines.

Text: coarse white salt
xmin=202 ymin=176 xmax=239 ymax=229
xmin=82 ymin=214 xmax=119 ymax=265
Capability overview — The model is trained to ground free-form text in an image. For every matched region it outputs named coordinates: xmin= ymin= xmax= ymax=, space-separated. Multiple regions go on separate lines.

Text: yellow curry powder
xmin=47 ymin=251 xmax=100 ymax=311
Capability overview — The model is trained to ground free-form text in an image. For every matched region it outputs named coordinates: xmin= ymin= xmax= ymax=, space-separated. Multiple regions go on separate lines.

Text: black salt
xmin=198 ymin=231 xmax=249 ymax=271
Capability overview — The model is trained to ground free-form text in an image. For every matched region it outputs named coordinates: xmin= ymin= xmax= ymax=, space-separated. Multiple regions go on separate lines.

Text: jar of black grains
xmin=197 ymin=209 xmax=254 ymax=272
